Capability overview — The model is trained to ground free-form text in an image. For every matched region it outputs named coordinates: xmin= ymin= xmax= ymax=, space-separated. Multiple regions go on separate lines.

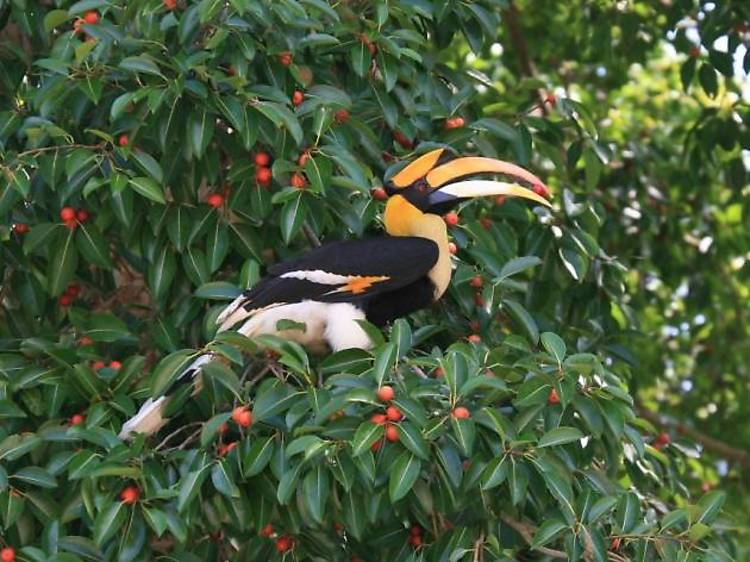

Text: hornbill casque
xmin=120 ymin=148 xmax=551 ymax=438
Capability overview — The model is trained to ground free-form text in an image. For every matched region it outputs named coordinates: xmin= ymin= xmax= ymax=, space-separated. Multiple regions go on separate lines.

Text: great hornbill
xmin=119 ymin=148 xmax=551 ymax=437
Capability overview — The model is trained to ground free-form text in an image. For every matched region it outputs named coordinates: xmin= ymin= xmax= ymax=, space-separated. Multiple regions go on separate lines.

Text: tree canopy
xmin=0 ymin=0 xmax=748 ymax=560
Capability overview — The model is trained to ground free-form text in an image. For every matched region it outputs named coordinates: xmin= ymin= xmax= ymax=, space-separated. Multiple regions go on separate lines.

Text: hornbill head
xmin=382 ymin=148 xmax=551 ymax=234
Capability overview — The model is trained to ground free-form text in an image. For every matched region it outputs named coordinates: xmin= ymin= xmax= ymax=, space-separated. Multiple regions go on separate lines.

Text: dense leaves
xmin=0 ymin=0 xmax=746 ymax=560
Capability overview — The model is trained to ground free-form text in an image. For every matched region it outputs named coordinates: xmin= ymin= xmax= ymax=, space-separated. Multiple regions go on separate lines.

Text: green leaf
xmin=47 ymin=229 xmax=78 ymax=296
xmin=541 ymin=332 xmax=566 ymax=363
xmin=351 ymin=421 xmax=384 ymax=457
xmin=44 ymin=10 xmax=70 ymax=31
xmin=200 ymin=413 xmax=232 ymax=447
xmin=696 ymin=491 xmax=726 ymax=525
xmin=177 ymin=465 xmax=211 ymax=512
xmin=11 ymin=466 xmax=56 ymax=489
xmin=350 ymin=42 xmax=371 ymax=77
xmin=148 ymin=245 xmax=177 ymax=301
xmin=537 ymin=427 xmax=583 ymax=448
xmin=302 ymin=465 xmax=329 ymax=524
xmin=480 ymin=455 xmax=509 ymax=490
xmin=371 ymin=342 xmax=397 ymax=387
xmin=615 ymin=492 xmax=640 ymax=533
xmin=243 ymin=436 xmax=276 ymax=477
xmin=94 ymin=501 xmax=127 ymax=546
xmin=397 ymin=422 xmax=429 ymax=460
xmin=129 ymin=176 xmax=165 ymax=204
xmin=531 ymin=519 xmax=568 ymax=550
xmin=132 ymin=149 xmax=164 ymax=184
xmin=389 ymin=452 xmax=421 ymax=502
xmin=76 ymin=224 xmax=113 ymax=268
xmin=503 ymin=299 xmax=539 ymax=344
xmin=86 ymin=313 xmax=131 ymax=342
xmin=150 ymin=350 xmax=196 ymax=397
xmin=119 ymin=56 xmax=163 ymax=77
xmin=194 ymin=281 xmax=241 ymax=300
xmin=211 ymin=460 xmax=239 ymax=498
xmin=450 ymin=417 xmax=475 ymax=456
xmin=280 ymin=192 xmax=307 ymax=243
xmin=189 ymin=108 xmax=214 ymax=158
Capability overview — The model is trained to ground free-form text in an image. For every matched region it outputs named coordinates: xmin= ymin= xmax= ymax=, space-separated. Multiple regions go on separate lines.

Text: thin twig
xmin=153 ymin=422 xmax=203 ymax=452
xmin=302 ymin=223 xmax=321 ymax=247
xmin=177 ymin=428 xmax=202 ymax=450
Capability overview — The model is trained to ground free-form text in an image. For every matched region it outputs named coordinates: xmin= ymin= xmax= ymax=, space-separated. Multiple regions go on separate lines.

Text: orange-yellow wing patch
xmin=334 ymin=275 xmax=390 ymax=295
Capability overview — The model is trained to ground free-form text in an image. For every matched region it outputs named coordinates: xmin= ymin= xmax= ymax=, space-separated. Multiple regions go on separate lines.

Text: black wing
xmin=217 ymin=237 xmax=439 ymax=330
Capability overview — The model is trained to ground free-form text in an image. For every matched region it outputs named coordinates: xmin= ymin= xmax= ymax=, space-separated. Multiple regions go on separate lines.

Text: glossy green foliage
xmin=0 ymin=0 xmax=743 ymax=560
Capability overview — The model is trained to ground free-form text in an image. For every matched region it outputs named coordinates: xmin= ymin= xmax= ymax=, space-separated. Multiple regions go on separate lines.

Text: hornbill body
xmin=120 ymin=148 xmax=550 ymax=438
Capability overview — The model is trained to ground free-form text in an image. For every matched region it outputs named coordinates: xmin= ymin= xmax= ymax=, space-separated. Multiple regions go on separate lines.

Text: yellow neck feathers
xmin=383 ymin=195 xmax=452 ymax=299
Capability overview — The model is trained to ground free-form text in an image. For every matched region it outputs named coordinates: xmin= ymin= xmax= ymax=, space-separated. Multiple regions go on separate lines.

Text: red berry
xmin=452 ymin=406 xmax=471 ymax=419
xmin=226 ymin=66 xmax=236 ymax=76
xmin=218 ymin=423 xmax=229 ymax=434
xmin=278 ymin=52 xmax=293 ymax=66
xmin=408 ymin=535 xmax=422 ymax=547
xmin=84 ymin=11 xmax=99 ymax=24
xmin=64 ymin=219 xmax=77 ymax=230
xmin=371 ymin=187 xmax=388 ymax=201
xmin=474 ymin=292 xmax=484 ymax=307
xmin=70 ymin=413 xmax=85 ymax=426
xmin=547 ymin=388 xmax=560 ymax=405
xmin=410 ymin=525 xmax=422 ymax=536
xmin=78 ymin=336 xmax=93 ymax=346
xmin=65 ymin=283 xmax=81 ymax=297
xmin=291 ymin=173 xmax=307 ymax=189
xmin=163 ymin=0 xmax=177 ymax=10
xmin=385 ymin=424 xmax=399 ymax=442
xmin=443 ymin=212 xmax=459 ymax=227
xmin=207 ymin=193 xmax=224 ymax=208
xmin=275 ymin=536 xmax=294 ymax=553
xmin=370 ymin=413 xmax=387 ymax=425
xmin=58 ymin=295 xmax=72 ymax=307
xmin=297 ymin=150 xmax=311 ymax=166
xmin=255 ymin=166 xmax=272 ymax=186
xmin=376 ymin=386 xmax=395 ymax=402
xmin=448 ymin=242 xmax=457 ymax=255
xmin=109 ymin=360 xmax=122 ymax=370
xmin=218 ymin=441 xmax=237 ymax=456
xmin=370 ymin=439 xmax=382 ymax=452
xmin=445 ymin=117 xmax=465 ymax=130
xmin=118 ymin=134 xmax=129 ymax=147
xmin=469 ymin=275 xmax=483 ymax=288
xmin=259 ymin=523 xmax=274 ymax=537
xmin=385 ymin=406 xmax=402 ymax=422
xmin=292 ymin=90 xmax=304 ymax=106
xmin=120 ymin=486 xmax=140 ymax=504
xmin=544 ymin=93 xmax=557 ymax=106
xmin=393 ymin=130 xmax=414 ymax=149
xmin=92 ymin=360 xmax=105 ymax=370
xmin=12 ymin=223 xmax=29 ymax=235
xmin=1 ymin=547 xmax=15 ymax=562
xmin=655 ymin=432 xmax=670 ymax=446
xmin=75 ymin=209 xmax=89 ymax=222
xmin=479 ymin=217 xmax=493 ymax=230
xmin=433 ymin=367 xmax=444 ymax=378
xmin=334 ymin=108 xmax=350 ymax=124
xmin=467 ymin=334 xmax=481 ymax=343
xmin=494 ymin=195 xmax=506 ymax=206
xmin=60 ymin=207 xmax=76 ymax=222
xmin=611 ymin=537 xmax=621 ymax=551
xmin=237 ymin=410 xmax=253 ymax=428
xmin=254 ymin=152 xmax=271 ymax=167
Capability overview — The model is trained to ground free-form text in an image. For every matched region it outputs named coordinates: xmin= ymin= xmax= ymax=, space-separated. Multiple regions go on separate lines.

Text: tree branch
xmin=637 ymin=406 xmax=750 ymax=468
xmin=500 ymin=514 xmax=567 ymax=559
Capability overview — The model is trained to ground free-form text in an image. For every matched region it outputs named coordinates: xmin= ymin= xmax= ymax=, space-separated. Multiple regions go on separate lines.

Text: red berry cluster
xmin=59 ymin=206 xmax=90 ymax=229
xmin=653 ymin=432 xmax=670 ymax=450
xmin=232 ymin=405 xmax=253 ymax=428
xmin=444 ymin=116 xmax=465 ymax=130
xmin=370 ymin=389 xmax=402 ymax=448
xmin=407 ymin=524 xmax=424 ymax=547
xmin=73 ymin=10 xmax=99 ymax=34
xmin=12 ymin=223 xmax=29 ymax=235
xmin=92 ymin=360 xmax=121 ymax=370
xmin=254 ymin=151 xmax=272 ymax=187
xmin=58 ymin=282 xmax=81 ymax=307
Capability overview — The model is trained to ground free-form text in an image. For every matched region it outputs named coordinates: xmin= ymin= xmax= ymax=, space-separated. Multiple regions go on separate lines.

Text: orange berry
xmin=334 ymin=108 xmax=350 ymax=124
xmin=163 ymin=0 xmax=177 ymax=10
xmin=408 ymin=535 xmax=422 ymax=547
xmin=370 ymin=439 xmax=382 ymax=452
xmin=292 ymin=90 xmax=304 ymax=106
xmin=297 ymin=150 xmax=311 ymax=166
xmin=255 ymin=166 xmax=272 ymax=186
xmin=611 ymin=537 xmax=621 ymax=551
xmin=410 ymin=525 xmax=422 ymax=536
xmin=385 ymin=406 xmax=402 ymax=422
xmin=70 ymin=413 xmax=85 ymax=425
xmin=443 ymin=212 xmax=459 ymax=227
xmin=118 ymin=134 xmax=129 ymax=147
xmin=1 ymin=547 xmax=15 ymax=562
xmin=109 ymin=360 xmax=122 ymax=370
xmin=58 ymin=295 xmax=72 ymax=307
xmin=371 ymin=187 xmax=388 ymax=201
xmin=60 ymin=207 xmax=76 ymax=222
xmin=254 ymin=151 xmax=271 ymax=167
xmin=385 ymin=424 xmax=399 ymax=442
xmin=376 ymin=386 xmax=395 ymax=402
xmin=275 ymin=536 xmax=294 ymax=553
xmin=494 ymin=195 xmax=506 ymax=206
xmin=452 ymin=406 xmax=470 ymax=419
xmin=445 ymin=116 xmax=465 ymax=130
xmin=370 ymin=413 xmax=387 ymax=425
xmin=291 ymin=173 xmax=307 ymax=189
xmin=120 ymin=486 xmax=140 ymax=504
xmin=259 ymin=523 xmax=274 ymax=537
xmin=544 ymin=93 xmax=557 ymax=106
xmin=13 ymin=223 xmax=29 ymax=234
xmin=278 ymin=52 xmax=293 ymax=66
xmin=73 ymin=18 xmax=85 ymax=34
xmin=207 ymin=193 xmax=224 ymax=208
xmin=78 ymin=335 xmax=93 ymax=346
xmin=393 ymin=130 xmax=413 ymax=149
xmin=467 ymin=334 xmax=481 ymax=343
xmin=84 ymin=10 xmax=99 ymax=24
xmin=547 ymin=388 xmax=560 ymax=405
xmin=448 ymin=242 xmax=457 ymax=254
xmin=75 ymin=209 xmax=89 ymax=222
xmin=232 ymin=406 xmax=253 ymax=428
xmin=64 ymin=219 xmax=77 ymax=230
xmin=655 ymin=432 xmax=670 ymax=446
xmin=218 ymin=423 xmax=229 ymax=434
xmin=65 ymin=283 xmax=81 ymax=297
xmin=433 ymin=367 xmax=444 ymax=378
xmin=92 ymin=360 xmax=105 ymax=370
xmin=469 ymin=275 xmax=483 ymax=288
